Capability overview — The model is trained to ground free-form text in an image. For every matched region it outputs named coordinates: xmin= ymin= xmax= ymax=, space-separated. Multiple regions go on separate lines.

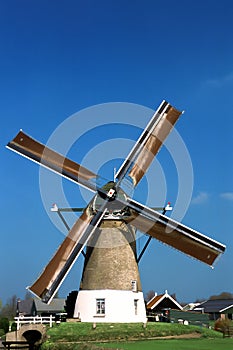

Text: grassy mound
xmin=41 ymin=322 xmax=222 ymax=349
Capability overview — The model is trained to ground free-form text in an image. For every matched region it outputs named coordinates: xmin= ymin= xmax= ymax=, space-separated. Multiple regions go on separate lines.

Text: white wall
xmin=74 ymin=289 xmax=147 ymax=323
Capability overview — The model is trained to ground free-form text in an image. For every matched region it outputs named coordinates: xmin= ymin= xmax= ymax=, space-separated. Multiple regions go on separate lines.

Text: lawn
xmin=99 ymin=338 xmax=233 ymax=350
xmin=41 ymin=322 xmax=226 ymax=349
xmin=42 ymin=322 xmax=222 ymax=343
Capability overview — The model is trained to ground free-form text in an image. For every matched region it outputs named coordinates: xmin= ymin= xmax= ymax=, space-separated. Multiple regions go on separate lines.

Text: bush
xmin=11 ymin=322 xmax=17 ymax=331
xmin=0 ymin=328 xmax=5 ymax=337
xmin=214 ymin=318 xmax=231 ymax=333
xmin=0 ymin=317 xmax=9 ymax=334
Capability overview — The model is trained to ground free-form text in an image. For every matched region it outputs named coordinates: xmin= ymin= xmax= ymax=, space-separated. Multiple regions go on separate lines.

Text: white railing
xmin=14 ymin=315 xmax=55 ymax=330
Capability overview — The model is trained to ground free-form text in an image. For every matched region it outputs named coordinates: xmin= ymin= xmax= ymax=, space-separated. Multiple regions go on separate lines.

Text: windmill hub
xmin=94 ymin=182 xmax=131 ymax=219
xmin=97 ymin=181 xmax=117 ymax=201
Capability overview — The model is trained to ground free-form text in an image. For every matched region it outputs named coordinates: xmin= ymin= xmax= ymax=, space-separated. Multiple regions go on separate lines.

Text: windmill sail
xmin=7 ymin=130 xmax=99 ymax=192
xmin=125 ymin=198 xmax=226 ymax=266
xmin=29 ymin=202 xmax=107 ymax=304
xmin=115 ymin=100 xmax=183 ymax=186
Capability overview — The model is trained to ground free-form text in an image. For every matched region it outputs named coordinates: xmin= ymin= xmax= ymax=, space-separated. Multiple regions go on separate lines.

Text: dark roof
xmin=17 ymin=299 xmax=35 ymax=315
xmin=34 ymin=298 xmax=65 ymax=313
xmin=222 ymin=306 xmax=233 ymax=313
xmin=17 ymin=298 xmax=65 ymax=315
xmin=194 ymin=299 xmax=233 ymax=313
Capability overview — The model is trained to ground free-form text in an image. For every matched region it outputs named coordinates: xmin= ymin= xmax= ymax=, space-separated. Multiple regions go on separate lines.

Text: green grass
xmin=43 ymin=322 xmax=222 ymax=342
xmin=100 ymin=338 xmax=233 ymax=350
xmin=41 ymin=338 xmax=233 ymax=350
xmin=41 ymin=322 xmax=224 ymax=349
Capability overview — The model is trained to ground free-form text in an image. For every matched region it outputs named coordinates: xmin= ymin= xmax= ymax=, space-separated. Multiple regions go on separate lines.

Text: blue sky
xmin=1 ymin=0 xmax=233 ymax=305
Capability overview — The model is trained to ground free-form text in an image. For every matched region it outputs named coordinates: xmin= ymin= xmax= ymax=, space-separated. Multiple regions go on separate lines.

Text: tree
xmin=171 ymin=293 xmax=177 ymax=301
xmin=145 ymin=290 xmax=156 ymax=302
xmin=194 ymin=298 xmax=206 ymax=303
xmin=65 ymin=291 xmax=78 ymax=318
xmin=24 ymin=291 xmax=32 ymax=300
xmin=0 ymin=295 xmax=18 ymax=320
xmin=210 ymin=292 xmax=233 ymax=300
xmin=0 ymin=317 xmax=9 ymax=334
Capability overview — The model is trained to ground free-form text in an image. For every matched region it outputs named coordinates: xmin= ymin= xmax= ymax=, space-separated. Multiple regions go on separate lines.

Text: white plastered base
xmin=74 ymin=289 xmax=147 ymax=323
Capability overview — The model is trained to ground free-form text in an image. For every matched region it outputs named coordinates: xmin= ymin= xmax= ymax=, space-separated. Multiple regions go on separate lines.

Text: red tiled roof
xmin=147 ymin=294 xmax=164 ymax=309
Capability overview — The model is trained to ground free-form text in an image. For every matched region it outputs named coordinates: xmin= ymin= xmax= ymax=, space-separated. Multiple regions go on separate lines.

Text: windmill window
xmin=134 ymin=299 xmax=138 ymax=315
xmin=131 ymin=280 xmax=137 ymax=292
xmin=96 ymin=298 xmax=105 ymax=315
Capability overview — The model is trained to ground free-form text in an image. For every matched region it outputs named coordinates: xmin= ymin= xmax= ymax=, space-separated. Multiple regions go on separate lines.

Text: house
xmin=193 ymin=299 xmax=233 ymax=320
xmin=16 ymin=298 xmax=66 ymax=317
xmin=146 ymin=290 xmax=183 ymax=321
xmin=16 ymin=299 xmax=37 ymax=317
xmin=183 ymin=302 xmax=201 ymax=311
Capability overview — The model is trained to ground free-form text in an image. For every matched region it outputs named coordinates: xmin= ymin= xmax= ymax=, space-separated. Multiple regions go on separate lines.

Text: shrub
xmin=0 ymin=317 xmax=9 ymax=334
xmin=214 ymin=317 xmax=231 ymax=333
xmin=11 ymin=322 xmax=17 ymax=331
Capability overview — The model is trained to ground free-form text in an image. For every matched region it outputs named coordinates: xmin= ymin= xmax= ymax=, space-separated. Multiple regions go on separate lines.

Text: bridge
xmin=3 ymin=317 xmax=53 ymax=349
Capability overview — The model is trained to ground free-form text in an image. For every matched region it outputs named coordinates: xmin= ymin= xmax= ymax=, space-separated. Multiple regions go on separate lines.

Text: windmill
xmin=7 ymin=100 xmax=226 ymax=323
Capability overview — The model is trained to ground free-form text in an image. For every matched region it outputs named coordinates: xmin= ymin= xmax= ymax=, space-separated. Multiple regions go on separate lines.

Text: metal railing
xmin=14 ymin=315 xmax=55 ymax=330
